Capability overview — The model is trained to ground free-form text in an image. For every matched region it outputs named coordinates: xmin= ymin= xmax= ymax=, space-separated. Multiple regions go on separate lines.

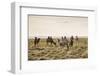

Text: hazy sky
xmin=28 ymin=15 xmax=88 ymax=38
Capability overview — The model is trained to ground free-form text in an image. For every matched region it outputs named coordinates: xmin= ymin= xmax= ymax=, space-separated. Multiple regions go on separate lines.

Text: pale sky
xmin=28 ymin=15 xmax=88 ymax=38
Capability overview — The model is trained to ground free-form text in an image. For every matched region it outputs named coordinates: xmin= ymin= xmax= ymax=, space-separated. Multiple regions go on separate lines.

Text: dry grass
xmin=28 ymin=38 xmax=88 ymax=60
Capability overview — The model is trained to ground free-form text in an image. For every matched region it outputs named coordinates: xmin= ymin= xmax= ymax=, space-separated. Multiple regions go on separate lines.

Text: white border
xmin=11 ymin=2 xmax=96 ymax=74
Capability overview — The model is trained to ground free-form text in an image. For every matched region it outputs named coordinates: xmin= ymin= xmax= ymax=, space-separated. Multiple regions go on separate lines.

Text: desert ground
xmin=28 ymin=37 xmax=88 ymax=60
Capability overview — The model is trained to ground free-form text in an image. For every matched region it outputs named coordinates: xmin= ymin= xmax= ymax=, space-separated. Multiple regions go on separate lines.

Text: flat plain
xmin=28 ymin=38 xmax=88 ymax=60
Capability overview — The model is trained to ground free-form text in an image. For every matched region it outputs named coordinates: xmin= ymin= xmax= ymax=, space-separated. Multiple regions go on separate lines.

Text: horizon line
xmin=29 ymin=36 xmax=88 ymax=39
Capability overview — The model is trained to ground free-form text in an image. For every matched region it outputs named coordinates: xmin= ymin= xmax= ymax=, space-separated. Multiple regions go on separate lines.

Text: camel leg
xmin=46 ymin=40 xmax=48 ymax=45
